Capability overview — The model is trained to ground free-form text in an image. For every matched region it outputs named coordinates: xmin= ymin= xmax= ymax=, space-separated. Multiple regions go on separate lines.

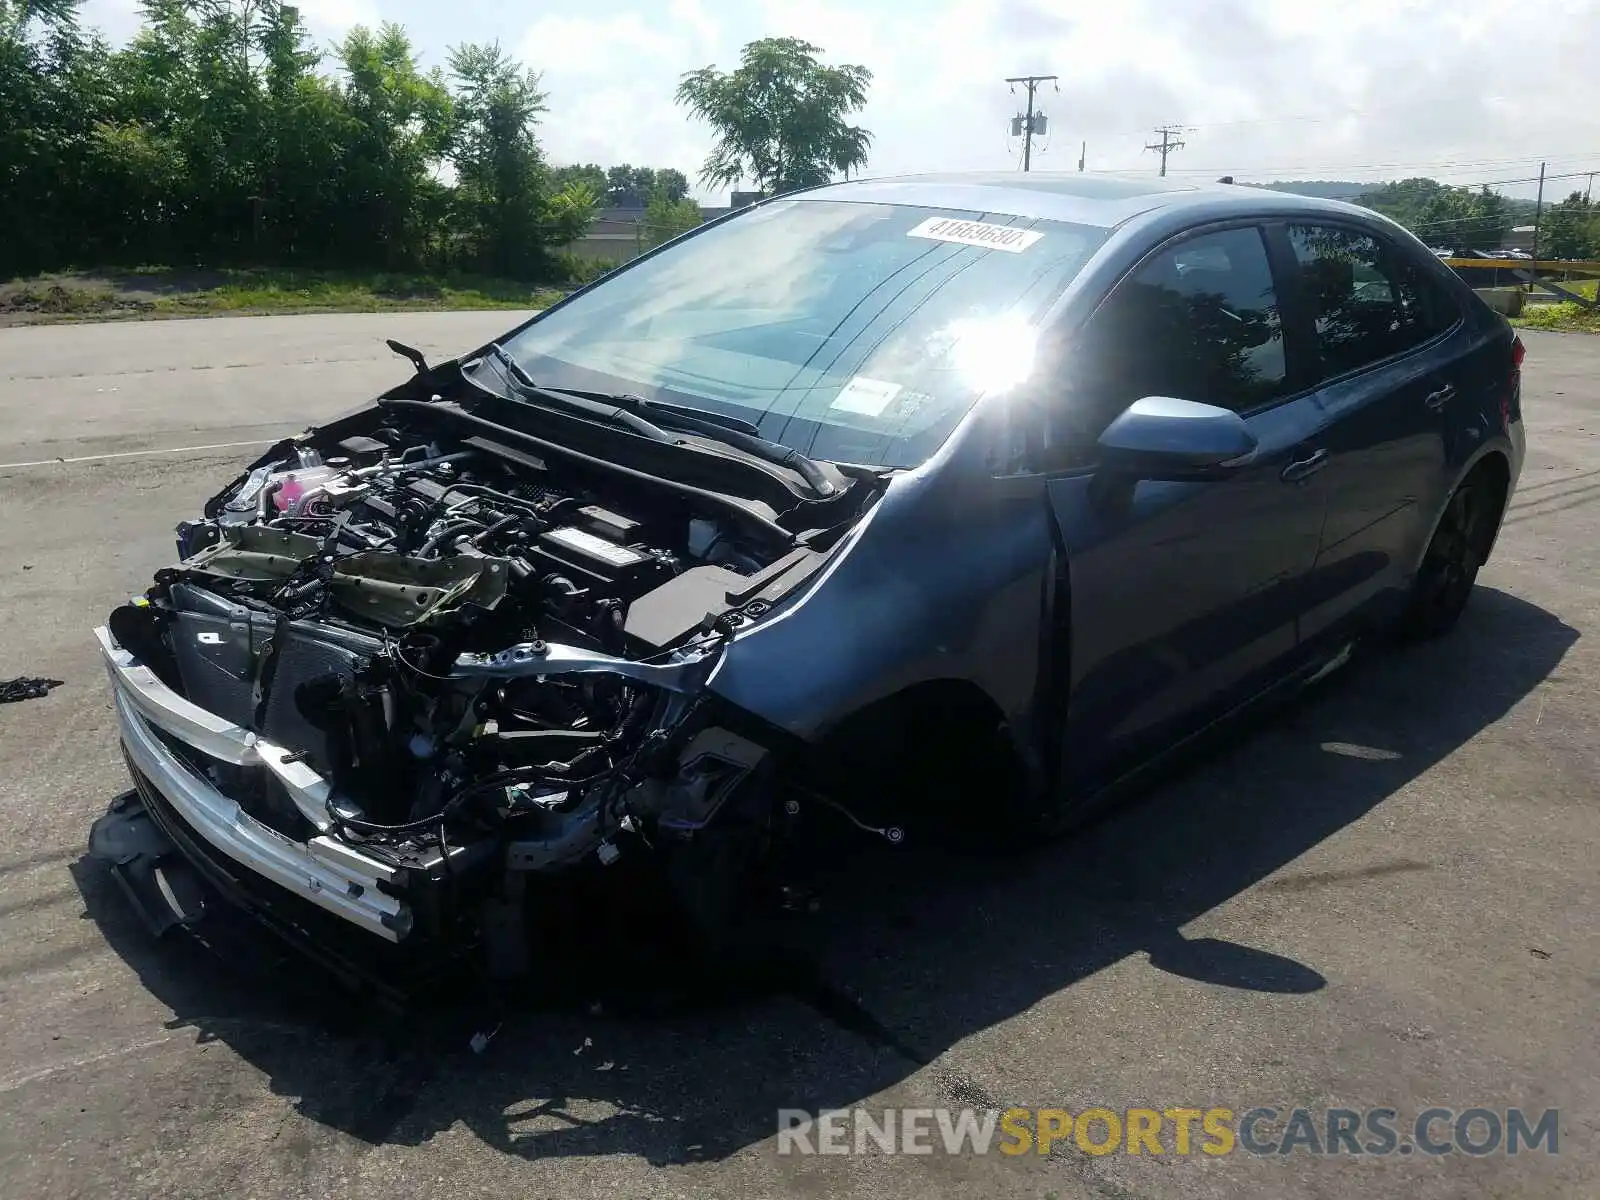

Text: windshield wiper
xmin=539 ymin=384 xmax=840 ymax=498
xmin=477 ymin=344 xmax=672 ymax=442
xmin=478 ymin=344 xmax=839 ymax=498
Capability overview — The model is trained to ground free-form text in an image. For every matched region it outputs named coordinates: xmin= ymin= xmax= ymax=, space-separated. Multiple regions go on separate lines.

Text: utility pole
xmin=1005 ymin=74 xmax=1058 ymax=171
xmin=1531 ymin=160 xmax=1547 ymax=272
xmin=1145 ymin=124 xmax=1188 ymax=177
xmin=1078 ymin=140 xmax=1086 ymax=172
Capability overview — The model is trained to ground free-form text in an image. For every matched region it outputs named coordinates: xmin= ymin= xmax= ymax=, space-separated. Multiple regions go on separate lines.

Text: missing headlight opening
xmin=92 ymin=396 xmax=886 ymax=989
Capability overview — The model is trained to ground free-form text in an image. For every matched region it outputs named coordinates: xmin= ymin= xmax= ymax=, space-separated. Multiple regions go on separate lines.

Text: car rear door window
xmin=1058 ymin=226 xmax=1288 ymax=455
xmin=1286 ymin=224 xmax=1451 ymax=380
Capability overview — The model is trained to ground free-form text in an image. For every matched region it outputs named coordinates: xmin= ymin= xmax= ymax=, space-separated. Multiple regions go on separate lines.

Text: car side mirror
xmin=1096 ymin=396 xmax=1258 ymax=480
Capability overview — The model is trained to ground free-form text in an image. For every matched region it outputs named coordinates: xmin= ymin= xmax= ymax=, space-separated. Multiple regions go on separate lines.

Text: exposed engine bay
xmin=99 ymin=392 xmax=886 ymax=982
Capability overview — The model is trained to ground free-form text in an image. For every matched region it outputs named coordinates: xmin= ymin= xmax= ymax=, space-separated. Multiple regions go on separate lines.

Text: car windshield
xmin=501 ymin=199 xmax=1107 ymax=468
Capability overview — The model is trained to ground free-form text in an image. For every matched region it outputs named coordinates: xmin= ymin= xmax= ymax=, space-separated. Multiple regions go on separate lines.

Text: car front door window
xmin=1056 ymin=226 xmax=1289 ymax=463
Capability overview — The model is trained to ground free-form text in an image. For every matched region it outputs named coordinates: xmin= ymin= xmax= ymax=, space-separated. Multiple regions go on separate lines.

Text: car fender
xmin=706 ymin=458 xmax=1058 ymax=759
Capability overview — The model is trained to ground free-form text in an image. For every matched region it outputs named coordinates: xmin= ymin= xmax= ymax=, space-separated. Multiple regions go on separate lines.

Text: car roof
xmin=795 ymin=171 xmax=1378 ymax=230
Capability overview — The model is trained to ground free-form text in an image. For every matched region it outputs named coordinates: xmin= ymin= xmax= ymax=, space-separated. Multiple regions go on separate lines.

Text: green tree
xmin=1 ymin=0 xmax=116 ymax=271
xmin=675 ymin=36 xmax=871 ymax=195
xmin=1358 ymin=177 xmax=1452 ymax=235
xmin=448 ymin=41 xmax=593 ymax=275
xmin=1465 ymin=186 xmax=1512 ymax=253
xmin=555 ymin=161 xmax=607 ymax=197
xmin=1540 ymin=192 xmax=1597 ymax=261
xmin=654 ymin=167 xmax=689 ymax=202
xmin=0 ymin=1 xmax=588 ymax=280
xmin=337 ymin=24 xmax=452 ymax=267
xmin=560 ymin=164 xmax=689 ymax=208
xmin=1359 ymin=177 xmax=1513 ymax=254
xmin=604 ymin=163 xmax=658 ymax=206
xmin=1417 ymin=187 xmax=1478 ymax=253
xmin=640 ymin=187 xmax=702 ymax=249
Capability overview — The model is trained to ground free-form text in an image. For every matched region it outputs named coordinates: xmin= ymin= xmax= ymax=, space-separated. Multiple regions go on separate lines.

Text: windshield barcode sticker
xmin=907 ymin=217 xmax=1042 ymax=253
xmin=830 ymin=376 xmax=903 ymax=417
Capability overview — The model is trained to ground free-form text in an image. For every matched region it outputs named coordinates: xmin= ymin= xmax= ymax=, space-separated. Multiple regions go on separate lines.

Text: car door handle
xmin=1280 ymin=448 xmax=1329 ymax=484
xmin=1424 ymin=384 xmax=1456 ymax=411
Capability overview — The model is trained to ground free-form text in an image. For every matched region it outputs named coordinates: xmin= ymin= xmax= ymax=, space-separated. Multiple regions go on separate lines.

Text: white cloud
xmin=78 ymin=0 xmax=380 ymax=48
xmin=518 ymin=0 xmax=724 ymax=195
xmin=76 ymin=0 xmax=142 ymax=45
xmin=297 ymin=0 xmax=385 ymax=41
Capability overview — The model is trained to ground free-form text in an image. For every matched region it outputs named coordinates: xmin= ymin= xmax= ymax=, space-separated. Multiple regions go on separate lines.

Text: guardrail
xmin=1441 ymin=258 xmax=1599 ymax=309
xmin=1439 ymin=258 xmax=1600 ymax=271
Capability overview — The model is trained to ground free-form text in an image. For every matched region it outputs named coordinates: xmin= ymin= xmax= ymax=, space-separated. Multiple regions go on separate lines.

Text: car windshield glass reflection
xmin=502 ymin=200 xmax=1106 ymax=468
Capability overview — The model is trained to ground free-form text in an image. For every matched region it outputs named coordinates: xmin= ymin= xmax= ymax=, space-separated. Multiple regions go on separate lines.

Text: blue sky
xmin=78 ymin=0 xmax=1600 ymax=204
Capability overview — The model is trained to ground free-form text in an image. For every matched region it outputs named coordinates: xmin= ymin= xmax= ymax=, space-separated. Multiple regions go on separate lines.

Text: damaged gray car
xmin=90 ymin=173 xmax=1524 ymax=991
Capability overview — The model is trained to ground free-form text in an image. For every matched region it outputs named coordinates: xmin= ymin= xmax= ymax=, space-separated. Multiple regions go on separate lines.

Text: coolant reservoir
xmin=271 ymin=465 xmax=339 ymax=515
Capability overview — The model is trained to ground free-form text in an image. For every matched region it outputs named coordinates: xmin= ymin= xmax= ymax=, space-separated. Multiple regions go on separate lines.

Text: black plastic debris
xmin=0 ymin=676 xmax=63 ymax=703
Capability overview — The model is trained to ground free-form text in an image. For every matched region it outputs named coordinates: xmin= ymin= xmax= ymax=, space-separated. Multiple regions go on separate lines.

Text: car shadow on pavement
xmin=71 ymin=585 xmax=1578 ymax=1166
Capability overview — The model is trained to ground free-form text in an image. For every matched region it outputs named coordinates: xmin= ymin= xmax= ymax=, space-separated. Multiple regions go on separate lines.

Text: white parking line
xmin=0 ymin=438 xmax=274 ymax=471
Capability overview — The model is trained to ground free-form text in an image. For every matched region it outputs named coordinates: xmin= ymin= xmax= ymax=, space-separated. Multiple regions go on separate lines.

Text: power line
xmin=1449 ymin=169 xmax=1597 ymax=188
xmin=1005 ymin=74 xmax=1058 ymax=172
xmin=1144 ymin=125 xmax=1188 ymax=176
xmin=1158 ymin=155 xmax=1600 ymax=178
xmin=1083 ymin=165 xmax=1600 ymax=193
xmin=1093 ymin=94 xmax=1567 ymax=141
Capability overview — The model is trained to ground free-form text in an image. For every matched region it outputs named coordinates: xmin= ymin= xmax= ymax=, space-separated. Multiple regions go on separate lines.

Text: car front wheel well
xmin=801 ymin=680 xmax=1033 ymax=827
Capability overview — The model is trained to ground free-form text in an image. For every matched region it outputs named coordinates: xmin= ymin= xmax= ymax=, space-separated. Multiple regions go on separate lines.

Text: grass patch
xmin=1512 ymin=300 xmax=1600 ymax=334
xmin=1 ymin=267 xmax=570 ymax=324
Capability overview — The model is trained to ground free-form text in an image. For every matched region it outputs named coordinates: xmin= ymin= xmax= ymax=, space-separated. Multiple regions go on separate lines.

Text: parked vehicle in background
xmin=90 ymin=172 xmax=1525 ymax=995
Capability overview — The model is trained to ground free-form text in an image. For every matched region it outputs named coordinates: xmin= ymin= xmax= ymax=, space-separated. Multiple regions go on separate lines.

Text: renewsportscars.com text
xmin=776 ymin=1106 xmax=1560 ymax=1158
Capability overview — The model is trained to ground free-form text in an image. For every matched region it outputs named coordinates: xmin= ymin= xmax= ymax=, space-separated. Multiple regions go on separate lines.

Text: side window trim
xmin=1261 ymin=220 xmax=1322 ymax=397
xmin=1280 ymin=217 xmax=1465 ymax=389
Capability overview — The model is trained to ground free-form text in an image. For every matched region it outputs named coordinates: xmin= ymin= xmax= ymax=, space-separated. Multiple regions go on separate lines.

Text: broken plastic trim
xmin=100 ymin=629 xmax=410 ymax=941
xmin=95 ymin=625 xmax=339 ymax=833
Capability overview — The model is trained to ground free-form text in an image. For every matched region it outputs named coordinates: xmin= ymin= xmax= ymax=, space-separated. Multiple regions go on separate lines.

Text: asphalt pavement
xmin=0 ymin=315 xmax=1595 ymax=1199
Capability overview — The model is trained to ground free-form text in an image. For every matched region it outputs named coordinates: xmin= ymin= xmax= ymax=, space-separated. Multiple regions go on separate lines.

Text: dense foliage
xmin=675 ymin=36 xmax=872 ymax=196
xmin=639 ymin=190 xmax=703 ymax=249
xmin=553 ymin=164 xmax=691 ymax=209
xmin=1536 ymin=192 xmax=1600 ymax=261
xmin=0 ymin=0 xmax=621 ymax=279
xmin=1353 ymin=178 xmax=1515 ymax=254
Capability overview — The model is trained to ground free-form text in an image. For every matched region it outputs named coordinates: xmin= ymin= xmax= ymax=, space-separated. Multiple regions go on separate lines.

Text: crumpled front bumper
xmin=95 ymin=625 xmax=411 ymax=942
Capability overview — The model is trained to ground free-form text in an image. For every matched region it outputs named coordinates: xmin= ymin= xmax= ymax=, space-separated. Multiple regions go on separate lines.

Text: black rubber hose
xmin=441 ymin=482 xmax=544 ymax=514
xmin=418 ymin=519 xmax=483 ymax=557
xmin=470 ymin=515 xmax=520 ymax=546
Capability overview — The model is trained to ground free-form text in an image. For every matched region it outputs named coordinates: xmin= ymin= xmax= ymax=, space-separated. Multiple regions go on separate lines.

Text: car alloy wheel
xmin=1403 ymin=479 xmax=1489 ymax=639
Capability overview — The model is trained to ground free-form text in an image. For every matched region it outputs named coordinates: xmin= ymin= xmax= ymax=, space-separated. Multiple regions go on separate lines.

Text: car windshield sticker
xmin=830 ymin=376 xmax=904 ymax=417
xmin=907 ymin=217 xmax=1043 ymax=253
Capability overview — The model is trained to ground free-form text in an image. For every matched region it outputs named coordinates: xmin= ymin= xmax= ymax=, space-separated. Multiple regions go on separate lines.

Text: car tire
xmin=1399 ymin=472 xmax=1502 ymax=642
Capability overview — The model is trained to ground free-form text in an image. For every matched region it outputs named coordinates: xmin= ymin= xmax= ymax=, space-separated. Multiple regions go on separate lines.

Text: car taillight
xmin=1503 ymin=335 xmax=1522 ymax=433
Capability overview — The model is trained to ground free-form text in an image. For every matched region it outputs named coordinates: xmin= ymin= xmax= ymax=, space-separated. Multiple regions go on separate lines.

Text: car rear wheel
xmin=1400 ymin=472 xmax=1501 ymax=641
